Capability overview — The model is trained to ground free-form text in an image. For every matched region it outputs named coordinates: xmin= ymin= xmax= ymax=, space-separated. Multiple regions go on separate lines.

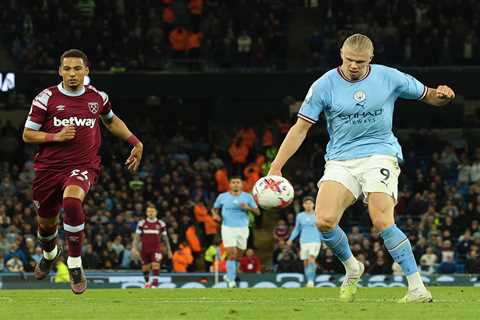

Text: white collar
xmin=57 ymin=83 xmax=85 ymax=97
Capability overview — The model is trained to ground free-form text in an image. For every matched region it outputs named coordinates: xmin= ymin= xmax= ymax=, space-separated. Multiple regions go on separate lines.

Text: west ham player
xmin=23 ymin=49 xmax=143 ymax=294
xmin=287 ymin=197 xmax=322 ymax=288
xmin=132 ymin=204 xmax=172 ymax=288
xmin=212 ymin=176 xmax=260 ymax=288
xmin=268 ymin=34 xmax=455 ymax=303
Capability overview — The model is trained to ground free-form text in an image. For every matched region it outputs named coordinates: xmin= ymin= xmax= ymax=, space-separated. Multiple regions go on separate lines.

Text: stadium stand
xmin=1 ymin=109 xmax=480 ymax=274
xmin=0 ymin=0 xmax=291 ymax=71
xmin=1 ymin=0 xmax=478 ymax=71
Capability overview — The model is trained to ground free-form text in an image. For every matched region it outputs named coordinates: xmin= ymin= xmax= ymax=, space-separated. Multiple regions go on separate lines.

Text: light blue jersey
xmin=213 ymin=192 xmax=258 ymax=228
xmin=298 ymin=64 xmax=427 ymax=161
xmin=288 ymin=211 xmax=322 ymax=244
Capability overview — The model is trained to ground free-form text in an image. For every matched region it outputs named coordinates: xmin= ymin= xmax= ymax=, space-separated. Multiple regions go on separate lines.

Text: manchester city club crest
xmin=88 ymin=102 xmax=99 ymax=114
xmin=353 ymin=90 xmax=366 ymax=103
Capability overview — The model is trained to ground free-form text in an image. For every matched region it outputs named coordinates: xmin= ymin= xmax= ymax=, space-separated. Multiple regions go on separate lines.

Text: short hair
xmin=342 ymin=33 xmax=374 ymax=56
xmin=146 ymin=202 xmax=157 ymax=210
xmin=60 ymin=49 xmax=89 ymax=66
xmin=229 ymin=175 xmax=243 ymax=181
xmin=303 ymin=196 xmax=315 ymax=204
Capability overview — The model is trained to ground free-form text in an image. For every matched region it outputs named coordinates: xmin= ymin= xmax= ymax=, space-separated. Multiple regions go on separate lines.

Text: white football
xmin=252 ymin=176 xmax=294 ymax=210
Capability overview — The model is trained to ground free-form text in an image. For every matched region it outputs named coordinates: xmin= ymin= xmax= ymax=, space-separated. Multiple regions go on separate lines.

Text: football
xmin=252 ymin=175 xmax=294 ymax=210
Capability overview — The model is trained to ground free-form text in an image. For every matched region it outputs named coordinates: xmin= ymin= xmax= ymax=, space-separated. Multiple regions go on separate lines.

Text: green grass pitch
xmin=1 ymin=287 xmax=478 ymax=320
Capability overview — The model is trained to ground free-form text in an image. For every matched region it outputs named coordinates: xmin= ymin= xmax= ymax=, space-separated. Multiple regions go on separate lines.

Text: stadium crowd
xmin=0 ymin=0 xmax=291 ymax=70
xmin=1 ymin=0 xmax=479 ymax=71
xmin=307 ymin=0 xmax=480 ymax=68
xmin=1 ymin=112 xmax=480 ymax=276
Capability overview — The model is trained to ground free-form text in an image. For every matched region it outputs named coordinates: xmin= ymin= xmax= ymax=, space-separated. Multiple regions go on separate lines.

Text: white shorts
xmin=300 ymin=243 xmax=321 ymax=260
xmin=221 ymin=226 xmax=249 ymax=250
xmin=319 ymin=155 xmax=401 ymax=202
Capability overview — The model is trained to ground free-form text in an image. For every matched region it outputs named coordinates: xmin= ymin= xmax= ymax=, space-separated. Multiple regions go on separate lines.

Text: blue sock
xmin=321 ymin=226 xmax=353 ymax=262
xmin=380 ymin=224 xmax=417 ymax=276
xmin=307 ymin=262 xmax=316 ymax=282
xmin=226 ymin=260 xmax=236 ymax=281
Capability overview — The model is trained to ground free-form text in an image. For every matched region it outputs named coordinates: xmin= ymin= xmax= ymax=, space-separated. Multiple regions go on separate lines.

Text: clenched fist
xmin=56 ymin=125 xmax=76 ymax=142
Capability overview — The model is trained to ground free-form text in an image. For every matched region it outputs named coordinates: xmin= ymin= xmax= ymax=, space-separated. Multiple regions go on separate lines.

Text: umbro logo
xmin=56 ymin=105 xmax=65 ymax=111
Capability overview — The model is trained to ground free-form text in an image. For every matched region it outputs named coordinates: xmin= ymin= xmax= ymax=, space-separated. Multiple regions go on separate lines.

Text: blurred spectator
xmin=419 ymin=247 xmax=438 ymax=274
xmin=465 ymin=247 xmax=480 ymax=274
xmin=239 ymin=249 xmax=262 ymax=273
xmin=4 ymin=242 xmax=27 ymax=269
xmin=276 ymin=247 xmax=302 ymax=273
xmin=438 ymin=254 xmax=456 ymax=274
xmin=83 ymin=244 xmax=101 ymax=269
xmin=172 ymin=242 xmax=193 ymax=272
xmin=273 ymin=219 xmax=290 ymax=243
xmin=0 ymin=252 xmax=4 ymax=272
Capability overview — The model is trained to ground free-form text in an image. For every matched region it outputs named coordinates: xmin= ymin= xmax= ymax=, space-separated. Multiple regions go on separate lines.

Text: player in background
xmin=287 ymin=196 xmax=322 ymax=288
xmin=132 ymin=203 xmax=172 ymax=288
xmin=268 ymin=34 xmax=455 ymax=303
xmin=23 ymin=49 xmax=143 ymax=294
xmin=212 ymin=176 xmax=260 ymax=288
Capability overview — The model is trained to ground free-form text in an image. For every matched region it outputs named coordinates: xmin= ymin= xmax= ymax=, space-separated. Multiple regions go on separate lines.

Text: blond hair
xmin=342 ymin=33 xmax=374 ymax=56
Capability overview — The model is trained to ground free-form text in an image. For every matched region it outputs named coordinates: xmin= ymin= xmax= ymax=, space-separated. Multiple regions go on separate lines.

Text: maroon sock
xmin=152 ymin=269 xmax=160 ymax=286
xmin=63 ymin=197 xmax=85 ymax=257
xmin=37 ymin=224 xmax=58 ymax=253
xmin=144 ymin=272 xmax=150 ymax=283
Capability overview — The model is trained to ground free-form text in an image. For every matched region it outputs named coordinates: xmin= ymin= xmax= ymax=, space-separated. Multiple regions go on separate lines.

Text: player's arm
xmin=131 ymin=233 xmax=141 ymax=256
xmin=240 ymin=195 xmax=260 ymax=215
xmin=287 ymin=218 xmax=300 ymax=246
xmin=421 ymin=86 xmax=455 ymax=107
xmin=23 ymin=90 xmax=76 ymax=144
xmin=268 ymin=118 xmax=312 ymax=176
xmin=211 ymin=195 xmax=223 ymax=222
xmin=240 ymin=204 xmax=260 ymax=215
xmin=22 ymin=126 xmax=76 ymax=144
xmin=101 ymin=114 xmax=143 ymax=172
xmin=162 ymin=232 xmax=173 ymax=259
xmin=211 ymin=208 xmax=221 ymax=222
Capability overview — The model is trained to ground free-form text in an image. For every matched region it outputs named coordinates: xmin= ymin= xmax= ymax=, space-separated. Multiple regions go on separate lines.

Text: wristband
xmin=45 ymin=133 xmax=55 ymax=142
xmin=127 ymin=134 xmax=141 ymax=146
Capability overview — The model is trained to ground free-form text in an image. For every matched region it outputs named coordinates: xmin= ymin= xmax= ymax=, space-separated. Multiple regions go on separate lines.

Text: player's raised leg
xmin=63 ymin=185 xmax=88 ymax=294
xmin=35 ymin=214 xmax=62 ymax=279
xmin=33 ymin=173 xmax=63 ymax=280
xmin=368 ymin=193 xmax=432 ymax=303
xmin=316 ymin=181 xmax=364 ymax=302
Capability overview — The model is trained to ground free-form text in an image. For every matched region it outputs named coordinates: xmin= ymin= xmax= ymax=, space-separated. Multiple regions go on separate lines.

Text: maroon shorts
xmin=32 ymin=167 xmax=98 ymax=219
xmin=141 ymin=250 xmax=162 ymax=265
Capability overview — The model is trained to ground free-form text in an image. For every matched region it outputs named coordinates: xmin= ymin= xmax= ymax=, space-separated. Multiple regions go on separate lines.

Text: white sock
xmin=43 ymin=246 xmax=58 ymax=260
xmin=67 ymin=256 xmax=82 ymax=268
xmin=342 ymin=256 xmax=360 ymax=275
xmin=406 ymin=272 xmax=425 ymax=291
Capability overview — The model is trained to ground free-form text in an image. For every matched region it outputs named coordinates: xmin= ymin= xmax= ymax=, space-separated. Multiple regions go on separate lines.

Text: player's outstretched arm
xmin=268 ymin=118 xmax=312 ymax=176
xmin=101 ymin=114 xmax=143 ymax=172
xmin=22 ymin=126 xmax=76 ymax=144
xmin=422 ymin=85 xmax=455 ymax=106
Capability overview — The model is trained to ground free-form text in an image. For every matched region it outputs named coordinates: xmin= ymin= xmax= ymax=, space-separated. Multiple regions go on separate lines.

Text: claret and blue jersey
xmin=298 ymin=64 xmax=427 ymax=162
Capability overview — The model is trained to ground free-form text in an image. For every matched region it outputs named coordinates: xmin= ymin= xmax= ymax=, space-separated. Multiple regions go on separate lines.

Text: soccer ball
xmin=252 ymin=176 xmax=294 ymax=210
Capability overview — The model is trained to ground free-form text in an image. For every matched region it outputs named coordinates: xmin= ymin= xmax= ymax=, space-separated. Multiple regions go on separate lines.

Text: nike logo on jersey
xmin=53 ymin=116 xmax=96 ymax=128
